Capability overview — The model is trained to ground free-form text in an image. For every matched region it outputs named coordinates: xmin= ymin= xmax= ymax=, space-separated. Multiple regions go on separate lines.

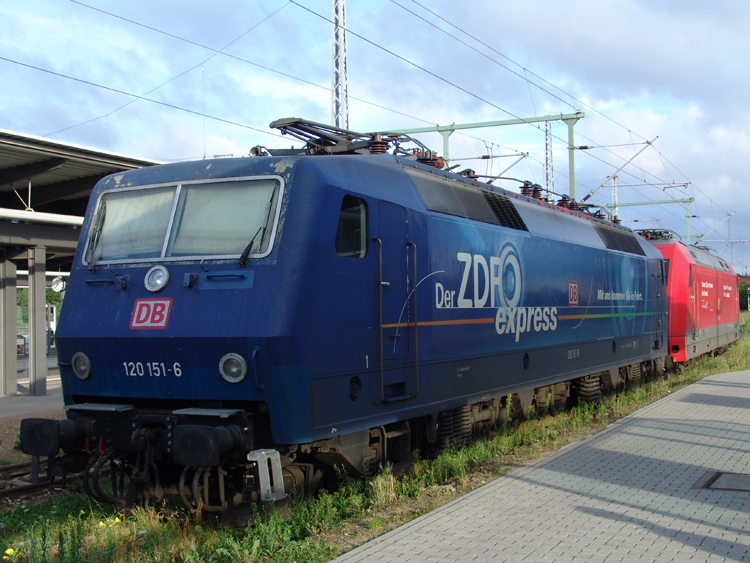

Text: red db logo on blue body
xmin=130 ymin=298 xmax=172 ymax=329
xmin=568 ymin=282 xmax=579 ymax=306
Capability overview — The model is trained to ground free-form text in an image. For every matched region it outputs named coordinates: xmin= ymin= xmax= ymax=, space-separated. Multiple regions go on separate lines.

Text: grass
xmin=2 ymin=312 xmax=749 ymax=562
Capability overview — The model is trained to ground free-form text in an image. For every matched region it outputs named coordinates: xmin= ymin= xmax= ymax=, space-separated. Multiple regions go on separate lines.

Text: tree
xmin=16 ymin=288 xmax=61 ymax=306
xmin=46 ymin=288 xmax=61 ymax=305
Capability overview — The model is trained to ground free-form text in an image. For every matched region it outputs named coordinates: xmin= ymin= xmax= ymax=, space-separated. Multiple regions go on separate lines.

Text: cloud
xmin=1 ymin=0 xmax=748 ymax=268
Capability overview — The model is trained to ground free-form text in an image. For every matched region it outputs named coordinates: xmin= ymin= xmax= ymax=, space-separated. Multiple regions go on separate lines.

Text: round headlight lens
xmin=51 ymin=276 xmax=67 ymax=293
xmin=71 ymin=352 xmax=92 ymax=380
xmin=219 ymin=353 xmax=247 ymax=383
xmin=145 ymin=265 xmax=169 ymax=292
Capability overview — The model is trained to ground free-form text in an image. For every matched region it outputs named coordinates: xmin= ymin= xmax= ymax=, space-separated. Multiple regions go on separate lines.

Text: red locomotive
xmin=639 ymin=230 xmax=741 ymax=364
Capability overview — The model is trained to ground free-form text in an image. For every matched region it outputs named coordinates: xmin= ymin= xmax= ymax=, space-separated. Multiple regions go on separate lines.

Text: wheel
xmin=534 ymin=386 xmax=554 ymax=416
xmin=653 ymin=357 xmax=665 ymax=379
xmin=553 ymin=382 xmax=569 ymax=413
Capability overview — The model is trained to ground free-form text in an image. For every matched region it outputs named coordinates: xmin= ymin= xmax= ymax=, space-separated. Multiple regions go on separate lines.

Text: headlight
xmin=51 ymin=276 xmax=67 ymax=293
xmin=219 ymin=353 xmax=247 ymax=383
xmin=71 ymin=352 xmax=92 ymax=380
xmin=145 ymin=265 xmax=169 ymax=292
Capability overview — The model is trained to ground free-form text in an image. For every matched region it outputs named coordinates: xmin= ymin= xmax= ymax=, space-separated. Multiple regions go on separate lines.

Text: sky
xmin=1 ymin=0 xmax=748 ymax=272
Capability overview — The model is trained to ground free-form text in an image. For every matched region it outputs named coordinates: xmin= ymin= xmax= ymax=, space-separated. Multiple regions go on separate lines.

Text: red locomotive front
xmin=647 ymin=235 xmax=740 ymax=363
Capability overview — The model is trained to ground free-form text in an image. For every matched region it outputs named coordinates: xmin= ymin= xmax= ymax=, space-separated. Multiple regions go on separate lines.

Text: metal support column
xmin=28 ymin=246 xmax=47 ymax=396
xmin=439 ymin=130 xmax=453 ymax=164
xmin=0 ymin=251 xmax=17 ymax=397
xmin=563 ymin=116 xmax=580 ymax=200
xmin=544 ymin=122 xmax=554 ymax=198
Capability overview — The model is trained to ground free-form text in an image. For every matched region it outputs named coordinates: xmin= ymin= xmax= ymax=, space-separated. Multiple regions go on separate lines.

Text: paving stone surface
xmin=332 ymin=370 xmax=750 ymax=562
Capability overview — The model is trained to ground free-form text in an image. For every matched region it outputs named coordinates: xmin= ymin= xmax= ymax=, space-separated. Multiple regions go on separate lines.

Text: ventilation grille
xmin=594 ymin=224 xmax=646 ymax=256
xmin=405 ymin=167 xmax=528 ymax=231
xmin=483 ymin=192 xmax=528 ymax=231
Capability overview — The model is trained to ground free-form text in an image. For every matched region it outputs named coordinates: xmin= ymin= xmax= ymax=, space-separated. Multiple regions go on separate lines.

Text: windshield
xmin=86 ymin=177 xmax=282 ymax=264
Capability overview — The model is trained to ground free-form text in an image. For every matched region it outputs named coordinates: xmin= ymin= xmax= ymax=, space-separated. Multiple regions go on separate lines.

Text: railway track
xmin=0 ymin=459 xmax=114 ymax=503
xmin=0 ymin=459 xmax=61 ymax=502
xmin=0 ymin=460 xmax=41 ymax=479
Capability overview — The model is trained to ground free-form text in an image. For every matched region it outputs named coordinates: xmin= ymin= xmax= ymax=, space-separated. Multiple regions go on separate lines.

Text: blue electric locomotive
xmin=21 ymin=119 xmax=669 ymax=522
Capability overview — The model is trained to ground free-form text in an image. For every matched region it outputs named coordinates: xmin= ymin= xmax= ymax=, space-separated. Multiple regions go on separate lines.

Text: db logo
xmin=568 ymin=282 xmax=579 ymax=306
xmin=130 ymin=299 xmax=172 ymax=329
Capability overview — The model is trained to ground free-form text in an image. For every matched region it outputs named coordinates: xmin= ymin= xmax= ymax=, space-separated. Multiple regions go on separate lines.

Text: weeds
xmin=368 ymin=464 xmax=396 ymax=507
xmin=1 ymin=314 xmax=748 ymax=562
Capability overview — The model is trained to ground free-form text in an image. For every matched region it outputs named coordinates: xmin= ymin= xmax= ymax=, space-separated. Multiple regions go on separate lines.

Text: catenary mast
xmin=331 ymin=0 xmax=349 ymax=129
xmin=544 ymin=122 xmax=554 ymax=199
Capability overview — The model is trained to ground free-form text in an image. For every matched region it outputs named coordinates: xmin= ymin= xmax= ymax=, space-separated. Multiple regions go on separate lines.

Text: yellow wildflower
xmin=98 ymin=521 xmax=105 ymax=528
xmin=4 ymin=549 xmax=13 ymax=556
xmin=114 ymin=517 xmax=120 ymax=523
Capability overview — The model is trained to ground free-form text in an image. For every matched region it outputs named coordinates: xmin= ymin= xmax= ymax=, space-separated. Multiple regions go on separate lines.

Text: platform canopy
xmin=0 ymin=129 xmax=161 ymax=269
xmin=0 ymin=129 xmax=162 ymax=397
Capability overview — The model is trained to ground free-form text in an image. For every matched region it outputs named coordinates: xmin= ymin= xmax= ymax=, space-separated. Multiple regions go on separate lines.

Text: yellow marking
xmin=383 ymin=318 xmax=495 ymax=328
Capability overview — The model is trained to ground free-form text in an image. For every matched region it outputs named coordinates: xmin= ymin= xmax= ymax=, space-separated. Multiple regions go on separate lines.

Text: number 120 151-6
xmin=123 ymin=362 xmax=182 ymax=377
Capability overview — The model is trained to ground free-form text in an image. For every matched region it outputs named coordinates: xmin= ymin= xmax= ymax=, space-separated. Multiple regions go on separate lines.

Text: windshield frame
xmin=82 ymin=174 xmax=285 ymax=267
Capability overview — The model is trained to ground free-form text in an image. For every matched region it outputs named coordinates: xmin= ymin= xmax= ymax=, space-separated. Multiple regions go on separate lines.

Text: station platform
xmin=334 ymin=370 xmax=750 ymax=563
xmin=0 ymin=375 xmax=63 ymax=418
xmin=1 ymin=355 xmax=63 ymax=418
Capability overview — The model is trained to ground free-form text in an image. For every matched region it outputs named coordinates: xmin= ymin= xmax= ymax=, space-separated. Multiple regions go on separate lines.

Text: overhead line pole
xmin=563 ymin=114 xmax=581 ymax=199
xmin=382 ymin=110 xmax=584 ymax=198
xmin=544 ymin=122 xmax=554 ymax=199
xmin=331 ymin=0 xmax=348 ymax=129
xmin=602 ymin=198 xmax=695 ymax=244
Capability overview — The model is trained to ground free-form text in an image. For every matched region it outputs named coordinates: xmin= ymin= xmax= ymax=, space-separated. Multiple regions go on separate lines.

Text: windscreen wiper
xmin=239 ymin=227 xmax=263 ymax=267
xmin=238 ymin=186 xmax=278 ymax=267
xmin=85 ymin=201 xmax=106 ymax=271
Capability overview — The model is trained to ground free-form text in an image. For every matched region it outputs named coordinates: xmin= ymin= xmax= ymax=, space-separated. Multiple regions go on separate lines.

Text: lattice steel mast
xmin=331 ymin=0 xmax=348 ymax=129
xmin=611 ymin=175 xmax=618 ymax=219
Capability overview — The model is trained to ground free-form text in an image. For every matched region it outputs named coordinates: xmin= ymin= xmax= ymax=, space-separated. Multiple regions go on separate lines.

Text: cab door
xmin=376 ymin=201 xmax=412 ymax=401
xmin=654 ymin=259 xmax=666 ymax=349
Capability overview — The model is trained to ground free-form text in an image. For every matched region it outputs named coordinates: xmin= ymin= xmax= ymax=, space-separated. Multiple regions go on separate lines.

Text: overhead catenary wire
xmin=402 ymin=0 xmax=651 ymax=145
xmin=0 ymin=55 xmax=288 ymax=142
xmin=287 ymin=0 xmax=664 ymax=196
xmin=68 ymin=0 xmax=663 ymax=188
xmin=389 ymin=0 xmax=577 ymax=112
xmin=57 ymin=0 xmax=531 ymax=163
xmin=398 ymin=0 xmax=737 ymax=249
xmin=288 ymin=1 xmax=558 ymax=132
xmin=65 ymin=0 xmax=447 ymax=135
xmin=53 ymin=0 xmax=290 ymax=139
xmin=22 ymin=1 xmax=741 ymax=257
xmin=57 ymin=0 xmax=737 ymax=226
xmin=288 ymin=0 xmax=711 ymax=222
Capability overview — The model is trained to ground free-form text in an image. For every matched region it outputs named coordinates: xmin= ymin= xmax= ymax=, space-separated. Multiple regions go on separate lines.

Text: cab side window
xmin=335 ymin=195 xmax=367 ymax=258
